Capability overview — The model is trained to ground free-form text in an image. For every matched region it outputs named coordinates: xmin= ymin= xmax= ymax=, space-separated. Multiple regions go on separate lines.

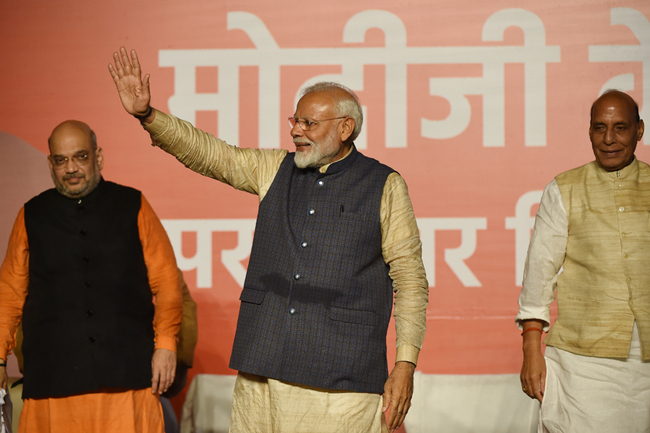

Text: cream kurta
xmin=144 ymin=110 xmax=429 ymax=432
xmin=145 ymin=110 xmax=428 ymax=365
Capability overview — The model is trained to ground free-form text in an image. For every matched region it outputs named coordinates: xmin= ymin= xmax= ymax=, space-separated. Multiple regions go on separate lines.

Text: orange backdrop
xmin=1 ymin=0 xmax=649 ymax=415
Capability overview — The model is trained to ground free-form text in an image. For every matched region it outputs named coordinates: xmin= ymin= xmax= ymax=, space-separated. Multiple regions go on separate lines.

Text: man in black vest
xmin=0 ymin=120 xmax=182 ymax=433
xmin=109 ymin=46 xmax=429 ymax=433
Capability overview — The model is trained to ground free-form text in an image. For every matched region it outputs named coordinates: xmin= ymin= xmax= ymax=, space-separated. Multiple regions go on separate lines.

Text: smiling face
xmin=48 ymin=120 xmax=103 ymax=199
xmin=290 ymin=91 xmax=354 ymax=169
xmin=589 ymin=91 xmax=644 ymax=172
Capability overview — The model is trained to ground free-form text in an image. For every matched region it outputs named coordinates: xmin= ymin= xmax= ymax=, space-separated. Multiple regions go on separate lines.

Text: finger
xmin=108 ymin=64 xmax=117 ymax=81
xmin=387 ymin=394 xmax=404 ymax=431
xmin=151 ymin=368 xmax=160 ymax=394
xmin=120 ymin=46 xmax=132 ymax=72
xmin=112 ymin=52 xmax=124 ymax=76
xmin=131 ymin=49 xmax=141 ymax=77
xmin=521 ymin=377 xmax=532 ymax=398
xmin=382 ymin=391 xmax=391 ymax=413
xmin=163 ymin=367 xmax=173 ymax=392
xmin=540 ymin=370 xmax=546 ymax=395
xmin=395 ymin=395 xmax=411 ymax=430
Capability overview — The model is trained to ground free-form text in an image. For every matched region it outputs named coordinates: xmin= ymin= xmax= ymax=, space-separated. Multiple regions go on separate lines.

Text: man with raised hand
xmin=109 ymin=46 xmax=428 ymax=432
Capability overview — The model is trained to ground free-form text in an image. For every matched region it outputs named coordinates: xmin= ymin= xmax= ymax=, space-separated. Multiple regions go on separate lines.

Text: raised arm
xmin=108 ymin=47 xmax=155 ymax=124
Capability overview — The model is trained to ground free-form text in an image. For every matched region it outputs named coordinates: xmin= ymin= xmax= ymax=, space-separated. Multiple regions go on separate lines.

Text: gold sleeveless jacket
xmin=546 ymin=159 xmax=650 ymax=360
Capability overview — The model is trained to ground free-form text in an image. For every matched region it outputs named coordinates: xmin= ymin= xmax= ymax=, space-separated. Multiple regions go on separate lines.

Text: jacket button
xmin=89 ymin=337 xmax=96 ymax=343
xmin=308 ymin=209 xmax=315 ymax=215
xmin=85 ymin=282 xmax=91 ymax=288
xmin=301 ymin=242 xmax=308 ymax=248
xmin=290 ymin=308 xmax=296 ymax=315
xmin=294 ymin=274 xmax=301 ymax=280
xmin=87 ymin=310 xmax=94 ymax=317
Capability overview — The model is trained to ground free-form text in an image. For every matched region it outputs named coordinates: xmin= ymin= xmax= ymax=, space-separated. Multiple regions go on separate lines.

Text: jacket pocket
xmin=239 ymin=287 xmax=266 ymax=305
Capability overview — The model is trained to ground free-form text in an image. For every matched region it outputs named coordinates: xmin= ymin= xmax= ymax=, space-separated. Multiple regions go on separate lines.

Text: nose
xmin=64 ymin=158 xmax=80 ymax=172
xmin=290 ymin=122 xmax=303 ymax=138
xmin=604 ymin=127 xmax=615 ymax=145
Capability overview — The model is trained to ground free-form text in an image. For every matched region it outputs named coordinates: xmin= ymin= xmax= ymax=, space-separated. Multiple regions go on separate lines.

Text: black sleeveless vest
xmin=22 ymin=179 xmax=155 ymax=398
xmin=229 ymin=147 xmax=395 ymax=393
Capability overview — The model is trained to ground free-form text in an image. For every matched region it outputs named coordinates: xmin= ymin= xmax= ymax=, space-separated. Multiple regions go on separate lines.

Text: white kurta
xmin=517 ymin=179 xmax=650 ymax=433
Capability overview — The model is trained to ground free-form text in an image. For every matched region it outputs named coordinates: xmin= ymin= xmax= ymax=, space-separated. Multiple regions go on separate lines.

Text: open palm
xmin=108 ymin=47 xmax=151 ymax=117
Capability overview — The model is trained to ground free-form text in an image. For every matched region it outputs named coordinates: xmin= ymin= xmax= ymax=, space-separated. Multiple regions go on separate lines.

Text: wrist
xmin=134 ymin=106 xmax=153 ymax=122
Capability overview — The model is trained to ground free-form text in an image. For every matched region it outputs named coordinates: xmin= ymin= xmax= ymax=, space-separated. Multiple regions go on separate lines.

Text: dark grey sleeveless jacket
xmin=229 ymin=147 xmax=395 ymax=393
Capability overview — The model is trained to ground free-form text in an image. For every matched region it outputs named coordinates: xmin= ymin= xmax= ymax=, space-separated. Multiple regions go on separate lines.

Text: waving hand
xmin=108 ymin=47 xmax=153 ymax=120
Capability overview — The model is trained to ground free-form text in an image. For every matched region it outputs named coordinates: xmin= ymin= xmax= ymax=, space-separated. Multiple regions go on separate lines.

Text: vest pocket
xmin=239 ymin=287 xmax=267 ymax=305
xmin=329 ymin=306 xmax=376 ymax=326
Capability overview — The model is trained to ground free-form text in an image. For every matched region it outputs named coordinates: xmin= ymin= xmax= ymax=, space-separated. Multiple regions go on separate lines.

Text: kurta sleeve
xmin=0 ymin=208 xmax=29 ymax=360
xmin=380 ymin=173 xmax=429 ymax=365
xmin=137 ymin=195 xmax=183 ymax=352
xmin=515 ymin=179 xmax=568 ymax=331
xmin=143 ymin=110 xmax=287 ymax=201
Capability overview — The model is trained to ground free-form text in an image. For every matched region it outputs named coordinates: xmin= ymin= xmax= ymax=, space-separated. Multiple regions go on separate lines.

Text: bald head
xmin=48 ymin=120 xmax=103 ymax=198
xmin=48 ymin=120 xmax=97 ymax=153
xmin=589 ymin=90 xmax=644 ymax=171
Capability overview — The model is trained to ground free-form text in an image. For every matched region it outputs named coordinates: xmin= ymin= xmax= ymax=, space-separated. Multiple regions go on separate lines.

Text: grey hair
xmin=300 ymin=82 xmax=363 ymax=143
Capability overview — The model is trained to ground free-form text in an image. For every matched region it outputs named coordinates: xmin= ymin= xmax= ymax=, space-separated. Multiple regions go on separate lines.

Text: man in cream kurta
xmin=108 ymin=47 xmax=428 ymax=433
xmin=517 ymin=90 xmax=650 ymax=433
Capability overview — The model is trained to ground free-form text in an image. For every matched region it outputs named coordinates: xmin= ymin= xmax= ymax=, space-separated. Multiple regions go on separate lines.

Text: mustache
xmin=293 ymin=138 xmax=313 ymax=145
xmin=62 ymin=173 xmax=85 ymax=181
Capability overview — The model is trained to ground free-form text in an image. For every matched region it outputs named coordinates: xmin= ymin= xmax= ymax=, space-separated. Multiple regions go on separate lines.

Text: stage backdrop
xmin=1 ymin=0 xmax=649 ymax=430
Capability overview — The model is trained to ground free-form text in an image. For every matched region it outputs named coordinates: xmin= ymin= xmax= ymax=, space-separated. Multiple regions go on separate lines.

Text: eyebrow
xmin=51 ymin=150 xmax=90 ymax=157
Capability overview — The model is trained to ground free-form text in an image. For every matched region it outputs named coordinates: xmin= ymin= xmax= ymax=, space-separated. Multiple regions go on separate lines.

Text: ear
xmin=339 ymin=117 xmax=355 ymax=143
xmin=638 ymin=119 xmax=645 ymax=141
xmin=96 ymin=147 xmax=104 ymax=170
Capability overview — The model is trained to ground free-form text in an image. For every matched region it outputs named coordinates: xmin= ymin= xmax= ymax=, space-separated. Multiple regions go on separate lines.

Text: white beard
xmin=293 ymin=131 xmax=341 ymax=169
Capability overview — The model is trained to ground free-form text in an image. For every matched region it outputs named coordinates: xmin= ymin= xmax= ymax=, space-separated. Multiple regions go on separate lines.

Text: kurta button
xmin=619 ymin=207 xmax=625 ymax=212
xmin=301 ymin=242 xmax=308 ymax=248
xmin=294 ymin=274 xmax=301 ymax=280
xmin=85 ymin=282 xmax=91 ymax=288
xmin=317 ymin=180 xmax=324 ymax=186
xmin=89 ymin=337 xmax=95 ymax=343
xmin=308 ymin=209 xmax=315 ymax=215
xmin=290 ymin=308 xmax=296 ymax=315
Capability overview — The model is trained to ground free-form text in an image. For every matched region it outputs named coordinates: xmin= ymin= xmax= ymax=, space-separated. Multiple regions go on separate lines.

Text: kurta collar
xmin=596 ymin=157 xmax=639 ymax=181
xmin=317 ymin=145 xmax=358 ymax=175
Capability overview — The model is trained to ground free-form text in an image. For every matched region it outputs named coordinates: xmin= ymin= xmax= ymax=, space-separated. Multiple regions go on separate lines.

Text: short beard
xmin=293 ymin=132 xmax=341 ymax=169
xmin=51 ymin=169 xmax=101 ymax=199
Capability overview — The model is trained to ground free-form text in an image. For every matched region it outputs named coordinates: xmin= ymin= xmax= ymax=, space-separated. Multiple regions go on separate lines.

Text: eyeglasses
xmin=49 ymin=152 xmax=92 ymax=168
xmin=288 ymin=116 xmax=347 ymax=131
